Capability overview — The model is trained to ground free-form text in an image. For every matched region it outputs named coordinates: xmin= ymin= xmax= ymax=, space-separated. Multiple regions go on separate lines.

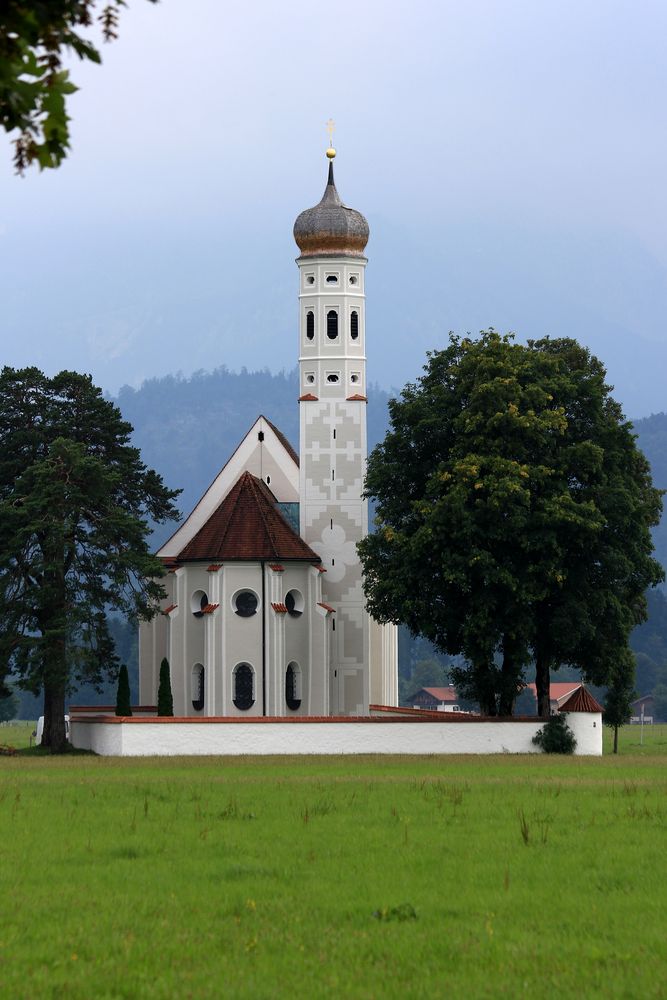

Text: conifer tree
xmin=115 ymin=663 xmax=132 ymax=717
xmin=157 ymin=658 xmax=174 ymax=717
xmin=0 ymin=367 xmax=180 ymax=751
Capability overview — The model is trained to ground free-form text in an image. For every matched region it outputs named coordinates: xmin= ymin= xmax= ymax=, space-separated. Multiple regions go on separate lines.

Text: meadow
xmin=0 ymin=725 xmax=665 ymax=999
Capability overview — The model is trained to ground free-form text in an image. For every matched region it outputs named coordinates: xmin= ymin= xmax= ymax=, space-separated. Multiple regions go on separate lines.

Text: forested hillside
xmin=14 ymin=366 xmax=666 ymax=718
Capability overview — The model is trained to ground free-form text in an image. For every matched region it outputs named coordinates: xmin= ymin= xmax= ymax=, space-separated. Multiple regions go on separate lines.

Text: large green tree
xmin=359 ymin=332 xmax=663 ymax=716
xmin=0 ymin=367 xmax=179 ymax=751
xmin=0 ymin=1 xmax=155 ymax=172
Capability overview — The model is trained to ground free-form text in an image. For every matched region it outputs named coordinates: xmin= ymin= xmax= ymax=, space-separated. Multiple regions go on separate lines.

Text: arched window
xmin=286 ymin=662 xmax=301 ymax=711
xmin=191 ymin=590 xmax=208 ymax=618
xmin=327 ymin=310 xmax=338 ymax=340
xmin=233 ymin=663 xmax=254 ymax=711
xmin=306 ymin=311 xmax=314 ymax=340
xmin=285 ymin=589 xmax=303 ymax=617
xmin=350 ymin=311 xmax=359 ymax=340
xmin=192 ymin=664 xmax=204 ymax=711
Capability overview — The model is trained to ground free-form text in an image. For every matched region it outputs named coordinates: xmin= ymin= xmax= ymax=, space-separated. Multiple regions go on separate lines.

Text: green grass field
xmin=1 ymin=728 xmax=665 ymax=998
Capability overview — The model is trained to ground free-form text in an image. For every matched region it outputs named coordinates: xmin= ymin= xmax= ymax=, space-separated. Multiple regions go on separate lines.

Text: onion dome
xmin=294 ymin=154 xmax=369 ymax=258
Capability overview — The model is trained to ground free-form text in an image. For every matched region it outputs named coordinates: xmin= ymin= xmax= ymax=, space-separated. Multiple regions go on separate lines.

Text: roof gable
xmin=176 ymin=472 xmax=319 ymax=563
xmin=159 ymin=416 xmax=299 ymax=559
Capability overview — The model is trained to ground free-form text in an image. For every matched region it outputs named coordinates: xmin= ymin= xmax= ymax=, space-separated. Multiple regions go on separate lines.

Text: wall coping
xmin=69 ymin=712 xmax=575 ymax=726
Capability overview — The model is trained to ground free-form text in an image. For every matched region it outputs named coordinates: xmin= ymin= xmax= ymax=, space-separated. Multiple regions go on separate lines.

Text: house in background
xmin=630 ymin=694 xmax=654 ymax=723
xmin=408 ymin=686 xmax=461 ymax=711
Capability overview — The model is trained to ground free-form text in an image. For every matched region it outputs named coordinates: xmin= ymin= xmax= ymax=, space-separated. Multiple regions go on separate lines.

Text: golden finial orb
xmin=326 ymin=146 xmax=336 ymax=159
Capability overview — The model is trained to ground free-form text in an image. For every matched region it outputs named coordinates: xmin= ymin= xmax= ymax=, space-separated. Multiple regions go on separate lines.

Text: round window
xmin=191 ymin=590 xmax=208 ymax=618
xmin=233 ymin=589 xmax=259 ymax=617
xmin=285 ymin=589 xmax=304 ymax=618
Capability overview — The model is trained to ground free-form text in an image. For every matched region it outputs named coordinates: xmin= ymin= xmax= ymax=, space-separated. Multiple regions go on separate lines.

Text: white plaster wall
xmin=71 ymin=714 xmax=602 ymax=757
xmin=565 ymin=711 xmax=602 ymax=755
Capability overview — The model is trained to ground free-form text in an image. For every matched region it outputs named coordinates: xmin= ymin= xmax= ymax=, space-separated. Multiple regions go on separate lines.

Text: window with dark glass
xmin=286 ymin=663 xmax=301 ymax=711
xmin=350 ymin=311 xmax=359 ymax=340
xmin=285 ymin=589 xmax=303 ymax=617
xmin=233 ymin=663 xmax=254 ymax=710
xmin=327 ymin=310 xmax=338 ymax=340
xmin=234 ymin=590 xmax=258 ymax=617
xmin=306 ymin=311 xmax=314 ymax=340
xmin=192 ymin=664 xmax=205 ymax=711
xmin=191 ymin=590 xmax=208 ymax=618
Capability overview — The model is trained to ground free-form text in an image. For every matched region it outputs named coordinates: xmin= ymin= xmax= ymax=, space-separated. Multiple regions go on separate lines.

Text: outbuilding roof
xmin=559 ymin=686 xmax=604 ymax=713
xmin=176 ymin=471 xmax=320 ymax=564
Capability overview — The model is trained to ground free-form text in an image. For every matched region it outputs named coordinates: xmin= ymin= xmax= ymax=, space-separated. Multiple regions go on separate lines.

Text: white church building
xmin=138 ymin=149 xmax=399 ymax=718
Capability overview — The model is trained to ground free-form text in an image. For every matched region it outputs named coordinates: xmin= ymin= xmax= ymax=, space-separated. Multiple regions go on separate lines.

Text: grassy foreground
xmin=1 ymin=739 xmax=666 ymax=999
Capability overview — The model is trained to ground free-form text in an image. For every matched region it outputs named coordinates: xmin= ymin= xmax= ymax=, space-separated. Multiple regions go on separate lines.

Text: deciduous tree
xmin=359 ymin=332 xmax=663 ymax=716
xmin=0 ymin=1 xmax=156 ymax=172
xmin=0 ymin=368 xmax=179 ymax=751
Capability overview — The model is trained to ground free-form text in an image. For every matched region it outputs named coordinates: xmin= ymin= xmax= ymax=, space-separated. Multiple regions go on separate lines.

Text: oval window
xmin=286 ymin=662 xmax=301 ymax=711
xmin=191 ymin=590 xmax=208 ymax=618
xmin=327 ymin=373 xmax=340 ymax=384
xmin=233 ymin=590 xmax=258 ymax=617
xmin=285 ymin=589 xmax=304 ymax=618
xmin=192 ymin=663 xmax=205 ymax=711
xmin=326 ymin=274 xmax=338 ymax=284
xmin=233 ymin=663 xmax=255 ymax=711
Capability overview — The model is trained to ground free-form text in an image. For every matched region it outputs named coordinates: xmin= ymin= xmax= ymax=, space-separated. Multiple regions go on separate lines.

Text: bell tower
xmin=293 ymin=141 xmax=370 ymax=714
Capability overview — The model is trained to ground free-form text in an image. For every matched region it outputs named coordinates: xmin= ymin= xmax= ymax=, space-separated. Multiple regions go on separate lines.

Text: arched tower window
xmin=327 ymin=310 xmax=338 ymax=340
xmin=192 ymin=664 xmax=204 ymax=711
xmin=350 ymin=311 xmax=359 ymax=340
xmin=286 ymin=662 xmax=301 ymax=711
xmin=233 ymin=663 xmax=255 ymax=711
xmin=306 ymin=311 xmax=314 ymax=340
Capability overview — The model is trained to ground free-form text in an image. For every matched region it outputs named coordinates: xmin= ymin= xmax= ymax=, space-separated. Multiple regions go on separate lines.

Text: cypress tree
xmin=115 ymin=663 xmax=132 ymax=717
xmin=157 ymin=657 xmax=174 ymax=717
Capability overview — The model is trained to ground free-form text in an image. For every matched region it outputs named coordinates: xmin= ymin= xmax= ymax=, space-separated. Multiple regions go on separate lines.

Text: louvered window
xmin=233 ymin=663 xmax=254 ymax=711
xmin=327 ymin=310 xmax=338 ymax=339
xmin=350 ymin=311 xmax=359 ymax=340
xmin=306 ymin=311 xmax=314 ymax=340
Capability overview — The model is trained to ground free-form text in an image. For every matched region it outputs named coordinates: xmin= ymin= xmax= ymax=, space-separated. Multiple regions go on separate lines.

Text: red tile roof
xmin=271 ymin=602 xmax=288 ymax=613
xmin=318 ymin=602 xmax=336 ymax=613
xmin=299 ymin=393 xmax=319 ymax=401
xmin=526 ymin=682 xmax=582 ymax=704
xmin=201 ymin=603 xmax=219 ymax=614
xmin=207 ymin=564 xmax=222 ymax=572
xmin=419 ymin=687 xmax=459 ymax=702
xmin=176 ymin=471 xmax=321 ymax=564
xmin=261 ymin=416 xmax=299 ymax=467
xmin=559 ymin=686 xmax=604 ymax=713
xmin=268 ymin=564 xmax=284 ymax=572
xmin=346 ymin=393 xmax=367 ymax=401
xmin=163 ymin=604 xmax=177 ymax=615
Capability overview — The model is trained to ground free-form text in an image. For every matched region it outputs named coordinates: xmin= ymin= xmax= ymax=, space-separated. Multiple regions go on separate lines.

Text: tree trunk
xmin=613 ymin=725 xmax=619 ymax=754
xmin=535 ymin=652 xmax=551 ymax=718
xmin=42 ymin=679 xmax=67 ymax=752
xmin=499 ymin=636 xmax=521 ymax=717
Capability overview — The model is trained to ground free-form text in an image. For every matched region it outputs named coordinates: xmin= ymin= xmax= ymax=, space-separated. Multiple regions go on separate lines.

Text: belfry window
xmin=233 ymin=663 xmax=254 ymax=711
xmin=326 ymin=274 xmax=339 ymax=285
xmin=327 ymin=310 xmax=338 ymax=340
xmin=306 ymin=311 xmax=314 ymax=340
xmin=326 ymin=373 xmax=340 ymax=384
xmin=350 ymin=311 xmax=359 ymax=340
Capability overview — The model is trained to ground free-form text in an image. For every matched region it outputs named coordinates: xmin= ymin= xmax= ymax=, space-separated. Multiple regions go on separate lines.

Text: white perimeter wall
xmin=71 ymin=712 xmax=601 ymax=757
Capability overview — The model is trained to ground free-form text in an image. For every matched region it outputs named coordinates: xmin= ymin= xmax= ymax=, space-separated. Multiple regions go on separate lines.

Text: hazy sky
xmin=3 ymin=0 xmax=667 ymax=416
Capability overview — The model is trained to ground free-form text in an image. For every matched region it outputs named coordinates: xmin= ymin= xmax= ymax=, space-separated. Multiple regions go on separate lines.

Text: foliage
xmin=531 ymin=713 xmax=577 ymax=754
xmin=359 ymin=331 xmax=664 ymax=717
xmin=603 ymin=647 xmax=636 ymax=753
xmin=0 ymin=1 xmax=156 ymax=172
xmin=0 ymin=686 xmax=19 ymax=723
xmin=157 ymin=657 xmax=173 ymax=717
xmin=0 ymin=754 xmax=666 ymax=998
xmin=0 ymin=368 xmax=180 ymax=751
xmin=115 ymin=663 xmax=132 ymax=717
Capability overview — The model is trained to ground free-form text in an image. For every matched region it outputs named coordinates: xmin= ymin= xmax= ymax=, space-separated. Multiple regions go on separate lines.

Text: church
xmin=138 ymin=146 xmax=399 ymax=718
